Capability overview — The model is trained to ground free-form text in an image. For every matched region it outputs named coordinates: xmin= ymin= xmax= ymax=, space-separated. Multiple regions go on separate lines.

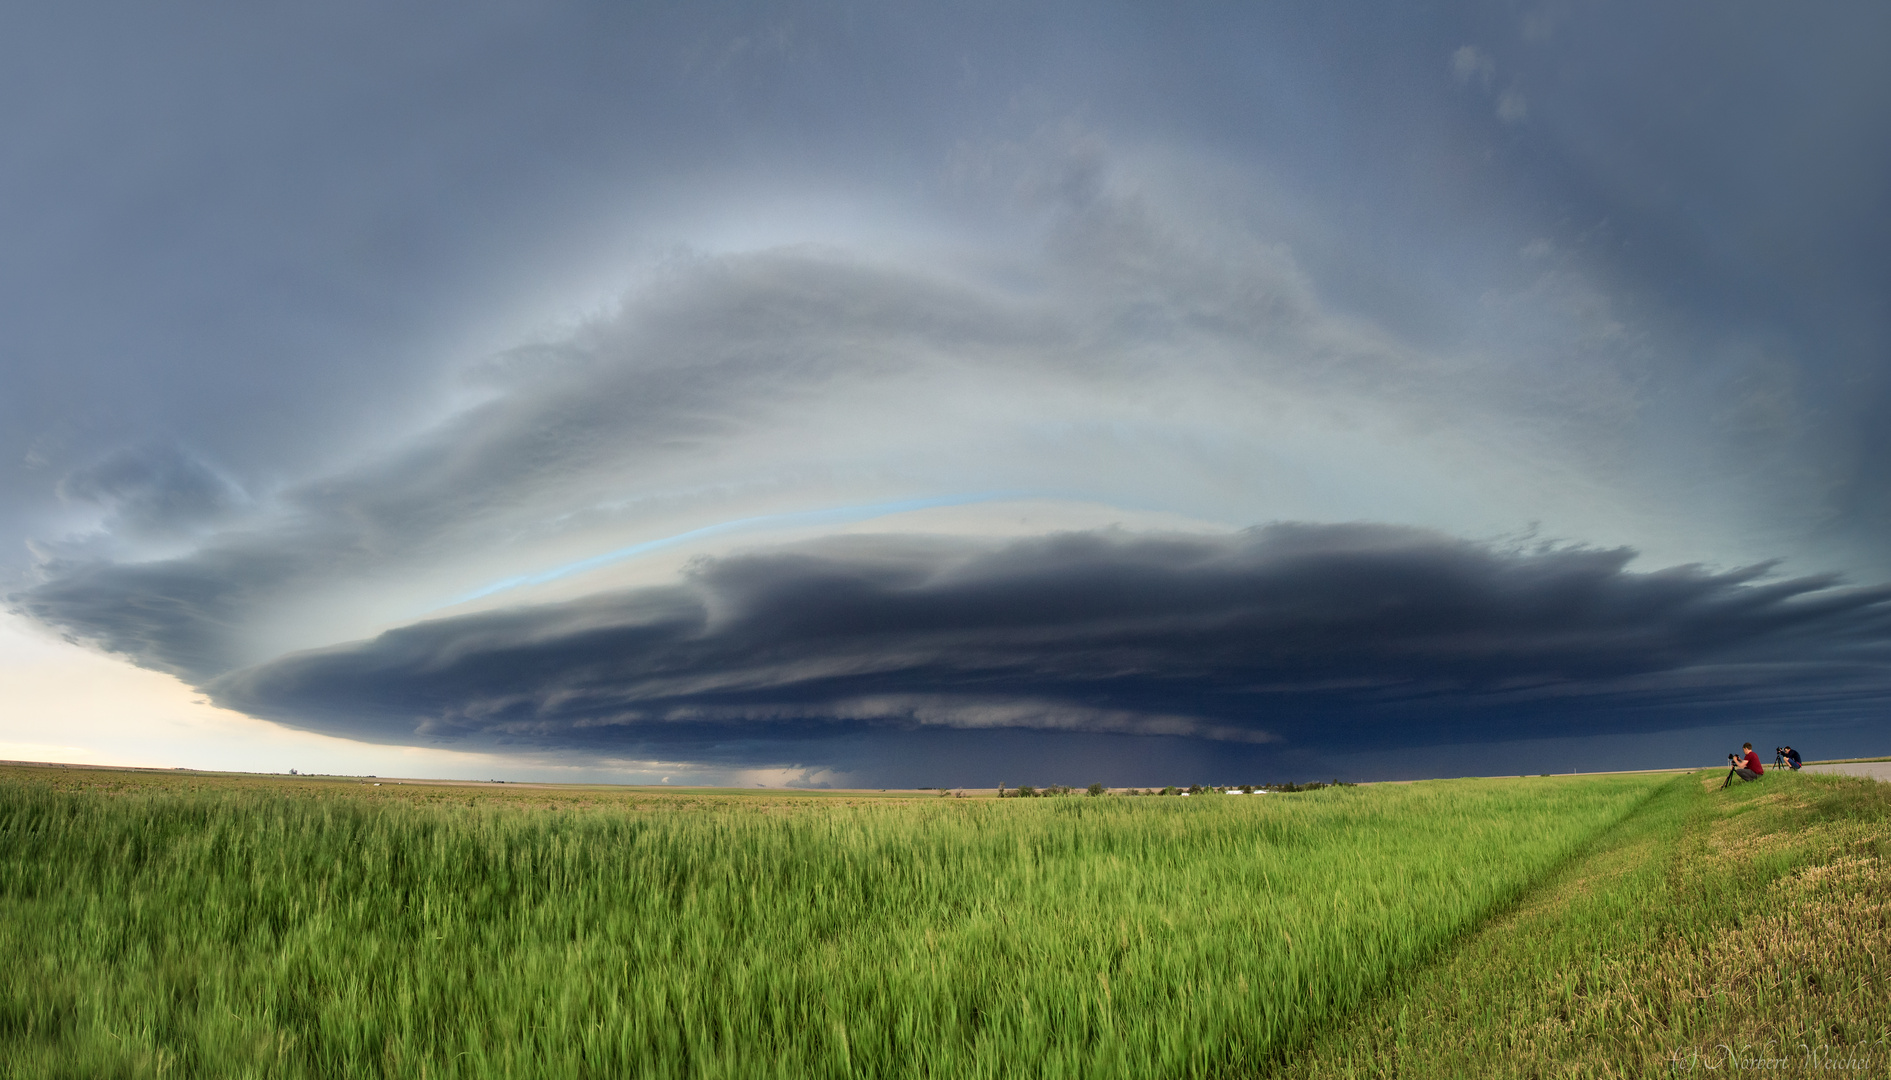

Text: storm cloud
xmin=12 ymin=210 xmax=1653 ymax=681
xmin=56 ymin=444 xmax=249 ymax=541
xmin=204 ymin=525 xmax=1891 ymax=773
xmin=7 ymin=3 xmax=1891 ymax=782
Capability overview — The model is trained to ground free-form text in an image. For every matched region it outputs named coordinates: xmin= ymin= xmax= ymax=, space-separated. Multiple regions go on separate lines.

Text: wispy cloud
xmin=18 ymin=159 xmax=1677 ymax=677
xmin=1451 ymin=45 xmax=1494 ymax=89
xmin=1496 ymin=88 xmax=1529 ymax=124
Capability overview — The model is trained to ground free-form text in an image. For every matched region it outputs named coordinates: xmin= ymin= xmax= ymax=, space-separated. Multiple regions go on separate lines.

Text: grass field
xmin=1282 ymin=766 xmax=1891 ymax=1078
xmin=1 ymin=763 xmax=1885 ymax=1078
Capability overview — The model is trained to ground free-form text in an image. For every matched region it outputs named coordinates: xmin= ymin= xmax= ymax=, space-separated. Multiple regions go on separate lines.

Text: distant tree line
xmin=989 ymin=780 xmax=1353 ymax=798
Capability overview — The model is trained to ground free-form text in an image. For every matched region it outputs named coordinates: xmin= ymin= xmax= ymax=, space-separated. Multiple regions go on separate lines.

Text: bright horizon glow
xmin=0 ymin=613 xmax=845 ymax=785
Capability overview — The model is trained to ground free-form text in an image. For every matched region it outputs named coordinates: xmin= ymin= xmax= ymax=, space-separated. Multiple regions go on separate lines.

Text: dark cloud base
xmin=170 ymin=523 xmax=1891 ymax=782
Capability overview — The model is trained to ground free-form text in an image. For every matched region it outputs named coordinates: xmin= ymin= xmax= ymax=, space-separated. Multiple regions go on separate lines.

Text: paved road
xmin=1801 ymin=761 xmax=1891 ymax=782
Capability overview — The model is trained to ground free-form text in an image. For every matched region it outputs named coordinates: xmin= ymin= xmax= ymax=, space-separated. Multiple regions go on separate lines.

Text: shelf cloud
xmin=193 ymin=525 xmax=1891 ymax=773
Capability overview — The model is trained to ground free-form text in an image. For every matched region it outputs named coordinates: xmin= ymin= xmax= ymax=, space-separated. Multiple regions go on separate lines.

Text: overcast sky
xmin=5 ymin=1 xmax=1889 ymax=786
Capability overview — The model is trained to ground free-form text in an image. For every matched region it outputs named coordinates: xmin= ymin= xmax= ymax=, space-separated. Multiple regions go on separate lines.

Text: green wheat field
xmin=2 ymin=763 xmax=1886 ymax=1078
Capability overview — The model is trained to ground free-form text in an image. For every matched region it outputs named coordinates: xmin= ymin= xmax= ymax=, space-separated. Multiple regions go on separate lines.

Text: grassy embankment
xmin=1283 ymin=766 xmax=1891 ymax=1077
xmin=0 ymin=765 xmax=1659 ymax=1078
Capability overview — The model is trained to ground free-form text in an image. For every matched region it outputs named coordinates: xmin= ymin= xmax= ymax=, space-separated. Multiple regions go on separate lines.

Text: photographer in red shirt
xmin=1730 ymin=742 xmax=1765 ymax=782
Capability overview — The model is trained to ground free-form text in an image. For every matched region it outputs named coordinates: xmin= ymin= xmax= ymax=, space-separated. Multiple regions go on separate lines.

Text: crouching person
xmin=1724 ymin=742 xmax=1766 ymax=787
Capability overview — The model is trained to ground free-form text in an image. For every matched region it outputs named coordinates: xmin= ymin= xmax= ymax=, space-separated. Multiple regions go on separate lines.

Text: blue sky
xmin=4 ymin=1 xmax=1889 ymax=785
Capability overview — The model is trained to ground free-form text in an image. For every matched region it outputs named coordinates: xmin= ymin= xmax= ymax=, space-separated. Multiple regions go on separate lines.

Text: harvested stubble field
xmin=0 ymin=763 xmax=1885 ymax=1078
